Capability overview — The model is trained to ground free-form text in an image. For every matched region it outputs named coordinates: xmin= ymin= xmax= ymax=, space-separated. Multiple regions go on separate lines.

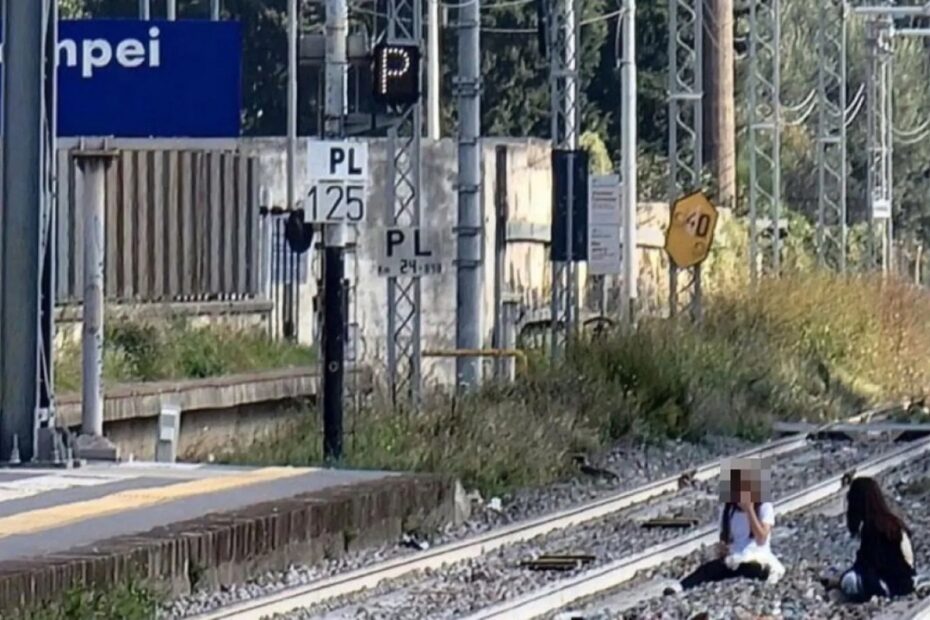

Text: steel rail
xmin=465 ymin=432 xmax=930 ymax=620
xmin=191 ymin=405 xmax=903 ymax=620
xmin=899 ymin=597 xmax=930 ymax=620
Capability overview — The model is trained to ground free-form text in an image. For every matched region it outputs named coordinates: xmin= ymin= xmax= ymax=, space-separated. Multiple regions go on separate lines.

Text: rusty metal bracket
xmin=841 ymin=470 xmax=857 ymax=487
xmin=641 ymin=516 xmax=700 ymax=529
xmin=677 ymin=469 xmax=696 ymax=489
xmin=520 ymin=554 xmax=595 ymax=572
xmin=422 ymin=349 xmax=528 ymax=374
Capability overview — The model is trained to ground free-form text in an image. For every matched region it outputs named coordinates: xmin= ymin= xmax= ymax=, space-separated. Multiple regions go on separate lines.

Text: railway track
xmin=466 ymin=434 xmax=930 ymax=620
xmin=186 ymin=407 xmax=906 ymax=620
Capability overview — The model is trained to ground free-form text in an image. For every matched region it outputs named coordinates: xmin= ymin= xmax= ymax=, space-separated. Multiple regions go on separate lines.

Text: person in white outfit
xmin=667 ymin=458 xmax=784 ymax=593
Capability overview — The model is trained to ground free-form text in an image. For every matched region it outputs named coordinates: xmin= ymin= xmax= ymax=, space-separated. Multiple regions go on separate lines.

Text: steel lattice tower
xmin=865 ymin=15 xmax=894 ymax=274
xmin=816 ymin=0 xmax=848 ymax=272
xmin=549 ymin=0 xmax=580 ymax=360
xmin=667 ymin=0 xmax=703 ymax=319
xmin=748 ymin=0 xmax=782 ymax=280
xmin=385 ymin=0 xmax=423 ymax=404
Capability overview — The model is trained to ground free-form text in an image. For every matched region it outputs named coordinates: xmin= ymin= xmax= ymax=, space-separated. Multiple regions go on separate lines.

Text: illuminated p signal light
xmin=372 ymin=42 xmax=421 ymax=105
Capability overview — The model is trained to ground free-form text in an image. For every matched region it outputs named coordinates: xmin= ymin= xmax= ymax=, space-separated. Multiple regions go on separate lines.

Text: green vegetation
xmin=229 ymin=273 xmax=930 ymax=496
xmin=13 ymin=581 xmax=158 ymax=620
xmin=54 ymin=320 xmax=316 ymax=392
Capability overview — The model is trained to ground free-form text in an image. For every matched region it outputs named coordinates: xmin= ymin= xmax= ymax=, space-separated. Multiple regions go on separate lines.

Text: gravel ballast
xmin=280 ymin=439 xmax=897 ymax=620
xmin=566 ymin=452 xmax=930 ymax=620
xmin=164 ymin=436 xmax=755 ymax=618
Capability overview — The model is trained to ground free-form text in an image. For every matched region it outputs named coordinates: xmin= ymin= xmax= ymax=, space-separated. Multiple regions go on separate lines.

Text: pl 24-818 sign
xmin=0 ymin=20 xmax=242 ymax=137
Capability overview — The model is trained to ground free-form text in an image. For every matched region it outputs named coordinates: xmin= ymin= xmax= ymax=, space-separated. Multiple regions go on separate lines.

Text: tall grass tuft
xmin=226 ymin=273 xmax=930 ymax=496
xmin=55 ymin=319 xmax=316 ymax=392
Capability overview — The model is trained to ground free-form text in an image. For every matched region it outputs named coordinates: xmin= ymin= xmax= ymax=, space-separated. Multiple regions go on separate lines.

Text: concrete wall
xmin=247 ymin=137 xmax=678 ymax=385
xmin=54 ymin=300 xmax=273 ymax=348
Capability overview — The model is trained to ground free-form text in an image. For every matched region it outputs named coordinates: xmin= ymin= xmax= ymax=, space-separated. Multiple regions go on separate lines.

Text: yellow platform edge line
xmin=0 ymin=466 xmax=308 ymax=538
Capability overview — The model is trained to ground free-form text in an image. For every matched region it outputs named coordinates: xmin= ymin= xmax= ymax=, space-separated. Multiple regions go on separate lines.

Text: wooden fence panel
xmin=55 ymin=146 xmax=261 ymax=304
xmin=166 ymin=151 xmax=180 ymax=296
xmin=236 ymin=155 xmax=249 ymax=294
xmin=152 ymin=151 xmax=166 ymax=300
xmin=222 ymin=155 xmax=235 ymax=293
xmin=180 ymin=151 xmax=195 ymax=298
xmin=118 ymin=151 xmax=135 ymax=299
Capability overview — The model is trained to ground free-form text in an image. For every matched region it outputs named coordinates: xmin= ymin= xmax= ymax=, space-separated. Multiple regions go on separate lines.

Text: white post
xmin=74 ymin=150 xmax=119 ymax=461
xmin=427 ymin=0 xmax=441 ymax=139
xmin=620 ymin=0 xmax=638 ymax=325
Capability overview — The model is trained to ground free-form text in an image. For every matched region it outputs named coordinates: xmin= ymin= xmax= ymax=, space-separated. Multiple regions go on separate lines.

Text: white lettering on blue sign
xmin=0 ymin=27 xmax=161 ymax=78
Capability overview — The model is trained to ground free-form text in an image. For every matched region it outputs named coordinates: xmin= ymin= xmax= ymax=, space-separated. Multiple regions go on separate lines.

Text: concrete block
xmin=0 ymin=473 xmax=456 ymax=614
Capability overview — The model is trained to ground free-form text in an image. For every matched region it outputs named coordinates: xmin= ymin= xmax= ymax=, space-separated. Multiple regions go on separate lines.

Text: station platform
xmin=0 ymin=461 xmax=456 ymax=613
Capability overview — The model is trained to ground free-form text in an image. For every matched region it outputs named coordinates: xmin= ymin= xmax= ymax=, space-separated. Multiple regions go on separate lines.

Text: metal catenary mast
xmin=667 ymin=0 xmax=704 ymax=318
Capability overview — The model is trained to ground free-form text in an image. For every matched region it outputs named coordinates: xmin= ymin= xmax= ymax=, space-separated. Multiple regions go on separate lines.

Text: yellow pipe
xmin=421 ymin=349 xmax=528 ymax=374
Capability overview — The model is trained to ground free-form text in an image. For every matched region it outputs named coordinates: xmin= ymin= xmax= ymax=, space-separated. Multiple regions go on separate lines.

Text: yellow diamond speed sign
xmin=664 ymin=192 xmax=719 ymax=269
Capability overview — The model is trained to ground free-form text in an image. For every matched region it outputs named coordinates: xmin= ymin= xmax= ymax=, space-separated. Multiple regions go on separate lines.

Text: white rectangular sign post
xmin=376 ymin=227 xmax=444 ymax=277
xmin=588 ymin=174 xmax=622 ymax=275
xmin=305 ymin=141 xmax=369 ymax=224
xmin=872 ymin=191 xmax=891 ymax=220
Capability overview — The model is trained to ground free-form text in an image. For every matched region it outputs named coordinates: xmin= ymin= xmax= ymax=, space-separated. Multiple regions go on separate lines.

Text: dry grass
xmin=55 ymin=320 xmax=316 ymax=393
xmin=228 ymin=273 xmax=930 ymax=496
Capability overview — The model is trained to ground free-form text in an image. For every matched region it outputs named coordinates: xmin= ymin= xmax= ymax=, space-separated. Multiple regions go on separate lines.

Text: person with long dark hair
xmin=666 ymin=460 xmax=783 ymax=593
xmin=830 ymin=476 xmax=915 ymax=602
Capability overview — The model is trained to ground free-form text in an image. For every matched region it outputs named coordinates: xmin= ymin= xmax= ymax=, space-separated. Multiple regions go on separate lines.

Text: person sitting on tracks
xmin=823 ymin=476 xmax=916 ymax=602
xmin=665 ymin=457 xmax=783 ymax=594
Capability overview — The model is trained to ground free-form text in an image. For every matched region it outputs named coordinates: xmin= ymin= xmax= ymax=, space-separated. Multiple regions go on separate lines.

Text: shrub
xmin=227 ymin=273 xmax=930 ymax=496
xmin=55 ymin=319 xmax=316 ymax=392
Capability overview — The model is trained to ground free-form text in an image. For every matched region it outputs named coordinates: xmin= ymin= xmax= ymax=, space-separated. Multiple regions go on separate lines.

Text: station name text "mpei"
xmin=0 ymin=27 xmax=163 ymax=78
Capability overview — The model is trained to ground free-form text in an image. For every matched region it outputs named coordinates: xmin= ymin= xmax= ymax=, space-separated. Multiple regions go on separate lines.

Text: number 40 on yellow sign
xmin=664 ymin=191 xmax=720 ymax=269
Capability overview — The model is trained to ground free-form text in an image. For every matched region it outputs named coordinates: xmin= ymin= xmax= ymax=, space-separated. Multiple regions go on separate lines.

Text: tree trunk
xmin=703 ymin=0 xmax=737 ymax=210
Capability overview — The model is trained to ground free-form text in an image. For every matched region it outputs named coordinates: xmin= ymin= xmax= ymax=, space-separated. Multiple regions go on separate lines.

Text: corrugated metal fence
xmin=56 ymin=145 xmax=261 ymax=303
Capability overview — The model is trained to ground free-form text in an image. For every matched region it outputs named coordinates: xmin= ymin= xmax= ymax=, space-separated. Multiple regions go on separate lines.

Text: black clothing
xmin=847 ymin=523 xmax=915 ymax=601
xmin=680 ymin=558 xmax=769 ymax=590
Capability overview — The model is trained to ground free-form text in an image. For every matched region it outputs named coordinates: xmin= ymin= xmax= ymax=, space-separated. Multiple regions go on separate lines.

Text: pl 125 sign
xmin=305 ymin=140 xmax=368 ymax=224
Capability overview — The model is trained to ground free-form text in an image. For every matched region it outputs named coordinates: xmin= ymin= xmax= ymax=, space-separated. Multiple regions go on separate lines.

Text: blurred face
xmin=720 ymin=457 xmax=772 ymax=505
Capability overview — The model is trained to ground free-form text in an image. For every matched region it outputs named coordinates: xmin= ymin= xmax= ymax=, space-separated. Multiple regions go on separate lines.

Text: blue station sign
xmin=1 ymin=20 xmax=243 ymax=138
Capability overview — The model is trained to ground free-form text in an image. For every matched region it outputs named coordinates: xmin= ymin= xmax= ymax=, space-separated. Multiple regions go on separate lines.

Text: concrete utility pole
xmin=703 ymin=0 xmax=736 ymax=209
xmin=74 ymin=151 xmax=119 ymax=461
xmin=455 ymin=0 xmax=482 ymax=386
xmin=322 ymin=0 xmax=348 ymax=461
xmin=287 ymin=0 xmax=298 ymax=215
xmin=0 ymin=0 xmax=52 ymax=463
xmin=167 ymin=0 xmax=177 ymax=20
xmin=620 ymin=0 xmax=637 ymax=325
xmin=139 ymin=0 xmax=150 ymax=19
xmin=865 ymin=15 xmax=893 ymax=274
xmin=211 ymin=0 xmax=221 ymax=20
xmin=428 ymin=0 xmax=442 ymax=139
xmin=549 ymin=0 xmax=580 ymax=361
